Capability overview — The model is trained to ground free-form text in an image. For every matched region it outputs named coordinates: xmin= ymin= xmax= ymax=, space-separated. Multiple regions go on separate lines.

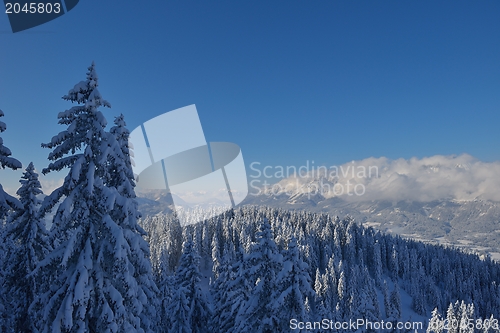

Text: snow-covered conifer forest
xmin=1 ymin=64 xmax=500 ymax=332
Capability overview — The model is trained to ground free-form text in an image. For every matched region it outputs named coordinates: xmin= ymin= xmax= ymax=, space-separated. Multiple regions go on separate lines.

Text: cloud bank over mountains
xmin=4 ymin=154 xmax=500 ymax=205
xmin=261 ymin=154 xmax=500 ymax=202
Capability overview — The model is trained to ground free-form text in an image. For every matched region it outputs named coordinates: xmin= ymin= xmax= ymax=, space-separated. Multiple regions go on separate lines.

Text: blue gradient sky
xmin=1 ymin=1 xmax=499 ymax=193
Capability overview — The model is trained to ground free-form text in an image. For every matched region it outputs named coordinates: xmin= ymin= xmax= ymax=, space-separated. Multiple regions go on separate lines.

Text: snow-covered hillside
xmin=141 ymin=206 xmax=500 ymax=332
xmin=243 ymin=193 xmax=500 ymax=261
xmin=136 ymin=185 xmax=500 ymax=261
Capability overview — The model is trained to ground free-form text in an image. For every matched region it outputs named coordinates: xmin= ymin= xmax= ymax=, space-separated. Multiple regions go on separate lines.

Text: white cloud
xmin=266 ymin=154 xmax=500 ymax=202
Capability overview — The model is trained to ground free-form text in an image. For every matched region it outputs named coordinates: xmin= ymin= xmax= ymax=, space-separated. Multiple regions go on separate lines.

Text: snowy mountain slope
xmin=140 ymin=206 xmax=500 ymax=332
xmin=242 ymin=193 xmax=500 ymax=260
xmin=137 ymin=155 xmax=500 ymax=259
xmin=136 ymin=189 xmax=176 ymax=216
xmin=136 ymin=185 xmax=500 ymax=260
xmin=240 ymin=160 xmax=500 ymax=260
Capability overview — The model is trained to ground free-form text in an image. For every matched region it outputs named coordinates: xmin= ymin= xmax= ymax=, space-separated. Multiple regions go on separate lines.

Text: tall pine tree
xmin=0 ymin=108 xmax=22 ymax=332
xmin=173 ymin=239 xmax=211 ymax=333
xmin=108 ymin=112 xmax=160 ymax=329
xmin=0 ymin=109 xmax=22 ymax=219
xmin=3 ymin=163 xmax=49 ymax=332
xmin=31 ymin=62 xmax=158 ymax=332
xmin=235 ymin=219 xmax=283 ymax=333
xmin=273 ymin=237 xmax=314 ymax=332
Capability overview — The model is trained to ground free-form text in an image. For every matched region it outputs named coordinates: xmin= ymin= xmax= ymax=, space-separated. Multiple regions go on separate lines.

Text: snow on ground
xmin=377 ymin=278 xmax=429 ymax=333
xmin=363 ymin=222 xmax=381 ymax=228
xmin=490 ymin=252 xmax=500 ymax=262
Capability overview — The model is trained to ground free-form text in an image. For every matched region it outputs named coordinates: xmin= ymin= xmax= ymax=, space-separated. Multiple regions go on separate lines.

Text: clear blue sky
xmin=1 ymin=1 xmax=499 ymax=192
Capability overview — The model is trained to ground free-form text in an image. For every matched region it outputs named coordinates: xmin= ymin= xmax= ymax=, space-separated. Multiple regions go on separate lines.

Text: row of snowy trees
xmin=0 ymin=63 xmax=158 ymax=332
xmin=427 ymin=301 xmax=499 ymax=333
xmin=141 ymin=206 xmax=500 ymax=332
xmin=0 ymin=108 xmax=30 ymax=332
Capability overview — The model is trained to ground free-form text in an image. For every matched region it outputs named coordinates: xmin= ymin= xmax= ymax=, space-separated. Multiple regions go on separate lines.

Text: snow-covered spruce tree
xmin=324 ymin=258 xmax=339 ymax=316
xmin=157 ymin=251 xmax=174 ymax=330
xmin=314 ymin=268 xmax=329 ymax=317
xmin=389 ymin=282 xmax=402 ymax=320
xmin=234 ymin=218 xmax=283 ymax=333
xmin=458 ymin=302 xmax=474 ymax=333
xmin=31 ymin=63 xmax=158 ymax=333
xmin=3 ymin=162 xmax=49 ymax=332
xmin=427 ymin=308 xmax=444 ymax=333
xmin=209 ymin=252 xmax=229 ymax=331
xmin=0 ymin=108 xmax=22 ymax=332
xmin=0 ymin=109 xmax=22 ymax=219
xmin=383 ymin=280 xmax=391 ymax=319
xmin=212 ymin=249 xmax=248 ymax=332
xmin=172 ymin=239 xmax=211 ymax=333
xmin=108 ymin=113 xmax=160 ymax=329
xmin=446 ymin=302 xmax=459 ymax=333
xmin=358 ymin=266 xmax=381 ymax=326
xmin=167 ymin=287 xmax=192 ymax=333
xmin=211 ymin=232 xmax=222 ymax=279
xmin=273 ymin=237 xmax=314 ymax=332
xmin=336 ymin=269 xmax=347 ymax=320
